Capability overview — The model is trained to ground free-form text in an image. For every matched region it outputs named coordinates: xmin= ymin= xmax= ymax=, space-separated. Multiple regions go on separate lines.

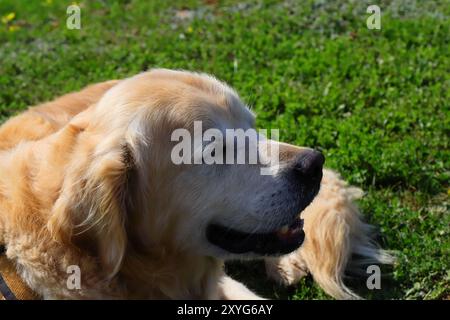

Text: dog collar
xmin=0 ymin=246 xmax=39 ymax=300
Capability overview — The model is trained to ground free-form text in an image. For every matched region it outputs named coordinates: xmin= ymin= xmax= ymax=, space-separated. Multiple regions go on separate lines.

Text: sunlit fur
xmin=0 ymin=69 xmax=393 ymax=299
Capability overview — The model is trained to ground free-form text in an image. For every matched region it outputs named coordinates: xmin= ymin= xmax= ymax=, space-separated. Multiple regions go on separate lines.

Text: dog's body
xmin=0 ymin=70 xmax=392 ymax=299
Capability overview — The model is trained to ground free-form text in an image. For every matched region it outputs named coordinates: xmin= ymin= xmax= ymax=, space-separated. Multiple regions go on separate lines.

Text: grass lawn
xmin=0 ymin=0 xmax=448 ymax=299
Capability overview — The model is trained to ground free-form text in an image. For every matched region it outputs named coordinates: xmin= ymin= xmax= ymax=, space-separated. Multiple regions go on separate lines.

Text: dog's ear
xmin=48 ymin=126 xmax=135 ymax=278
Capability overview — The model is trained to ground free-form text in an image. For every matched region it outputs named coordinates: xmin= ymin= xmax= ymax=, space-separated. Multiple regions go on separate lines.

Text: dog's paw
xmin=264 ymin=252 xmax=308 ymax=286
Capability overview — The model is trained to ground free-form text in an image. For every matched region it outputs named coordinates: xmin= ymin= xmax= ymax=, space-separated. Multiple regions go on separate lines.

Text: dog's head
xmin=49 ymin=69 xmax=323 ymax=276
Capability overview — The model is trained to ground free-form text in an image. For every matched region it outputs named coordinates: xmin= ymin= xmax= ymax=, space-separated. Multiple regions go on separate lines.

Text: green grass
xmin=0 ymin=0 xmax=448 ymax=299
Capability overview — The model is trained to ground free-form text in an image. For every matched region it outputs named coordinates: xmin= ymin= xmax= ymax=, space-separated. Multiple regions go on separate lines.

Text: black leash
xmin=0 ymin=245 xmax=17 ymax=300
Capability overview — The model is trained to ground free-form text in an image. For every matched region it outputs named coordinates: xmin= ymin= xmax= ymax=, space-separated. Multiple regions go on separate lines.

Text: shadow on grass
xmin=344 ymin=261 xmax=403 ymax=300
xmin=225 ymin=259 xmax=403 ymax=300
xmin=225 ymin=260 xmax=294 ymax=299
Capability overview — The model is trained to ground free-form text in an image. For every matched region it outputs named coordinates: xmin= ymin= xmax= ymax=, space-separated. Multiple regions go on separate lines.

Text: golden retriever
xmin=0 ymin=69 xmax=392 ymax=299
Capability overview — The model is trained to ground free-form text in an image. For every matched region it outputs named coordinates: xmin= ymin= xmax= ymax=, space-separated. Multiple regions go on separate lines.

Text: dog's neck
xmin=118 ymin=248 xmax=224 ymax=299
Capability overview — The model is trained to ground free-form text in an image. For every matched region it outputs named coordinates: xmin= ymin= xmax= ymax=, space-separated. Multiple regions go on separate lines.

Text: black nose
xmin=292 ymin=150 xmax=324 ymax=178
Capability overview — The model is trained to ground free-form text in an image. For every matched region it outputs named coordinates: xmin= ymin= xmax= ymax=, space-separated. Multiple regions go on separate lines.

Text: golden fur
xmin=0 ymin=69 xmax=392 ymax=299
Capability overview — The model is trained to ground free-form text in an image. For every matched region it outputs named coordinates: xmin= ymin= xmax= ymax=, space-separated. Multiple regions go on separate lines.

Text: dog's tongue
xmin=275 ymin=218 xmax=304 ymax=241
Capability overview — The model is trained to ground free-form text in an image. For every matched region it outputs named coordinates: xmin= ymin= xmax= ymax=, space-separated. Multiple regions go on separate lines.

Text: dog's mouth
xmin=206 ymin=216 xmax=305 ymax=256
xmin=206 ymin=167 xmax=322 ymax=256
